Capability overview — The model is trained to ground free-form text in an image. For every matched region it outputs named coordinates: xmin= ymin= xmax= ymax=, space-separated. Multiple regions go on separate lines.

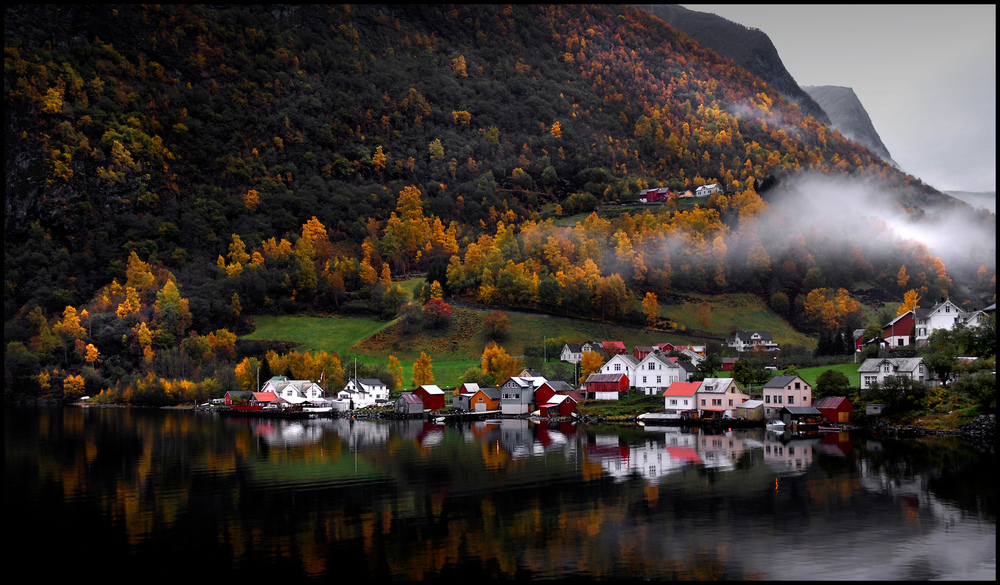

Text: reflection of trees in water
xmin=8 ymin=408 xmax=994 ymax=580
xmin=857 ymin=435 xmax=996 ymax=520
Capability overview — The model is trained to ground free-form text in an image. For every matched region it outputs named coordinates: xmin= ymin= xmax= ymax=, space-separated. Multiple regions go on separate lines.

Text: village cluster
xmin=218 ymin=297 xmax=993 ymax=425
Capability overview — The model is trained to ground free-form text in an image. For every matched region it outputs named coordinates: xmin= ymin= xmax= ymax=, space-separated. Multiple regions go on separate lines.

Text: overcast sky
xmin=678 ymin=4 xmax=996 ymax=194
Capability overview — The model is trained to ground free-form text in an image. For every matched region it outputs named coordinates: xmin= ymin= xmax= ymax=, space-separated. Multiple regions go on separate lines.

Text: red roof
xmin=663 ymin=381 xmax=700 ymax=397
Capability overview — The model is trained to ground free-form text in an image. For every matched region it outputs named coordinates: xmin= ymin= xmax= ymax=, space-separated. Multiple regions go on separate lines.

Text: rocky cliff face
xmin=803 ymin=85 xmax=897 ymax=166
xmin=636 ymin=4 xmax=831 ymax=125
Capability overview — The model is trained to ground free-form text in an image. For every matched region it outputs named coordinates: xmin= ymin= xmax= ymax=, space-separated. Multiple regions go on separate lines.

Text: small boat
xmin=766 ymin=420 xmax=786 ymax=431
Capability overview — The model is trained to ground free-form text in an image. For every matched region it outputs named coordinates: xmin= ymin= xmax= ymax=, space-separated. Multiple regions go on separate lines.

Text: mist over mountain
xmin=945 ymin=190 xmax=997 ymax=214
xmin=635 ymin=4 xmax=830 ymax=126
xmin=803 ymin=85 xmax=897 ymax=167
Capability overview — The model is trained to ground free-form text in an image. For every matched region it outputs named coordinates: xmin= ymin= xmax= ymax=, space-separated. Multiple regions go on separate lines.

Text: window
xmin=642 ymin=376 xmax=647 ymax=384
xmin=648 ymin=363 xmax=655 ymax=370
xmin=765 ymin=395 xmax=770 ymax=404
xmin=884 ymin=364 xmax=891 ymax=373
xmin=614 ymin=363 xmax=620 ymax=371
xmin=669 ymin=399 xmax=677 ymax=406
xmin=729 ymin=399 xmax=733 ymax=406
xmin=701 ymin=399 xmax=706 ymax=406
xmin=776 ymin=395 xmax=783 ymax=404
xmin=656 ymin=376 xmax=661 ymax=384
xmin=788 ymin=396 xmax=794 ymax=405
xmin=794 ymin=382 xmax=800 ymax=390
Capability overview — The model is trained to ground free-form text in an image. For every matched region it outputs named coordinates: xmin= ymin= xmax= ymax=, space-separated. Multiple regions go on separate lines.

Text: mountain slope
xmin=635 ymin=4 xmax=830 ymax=125
xmin=803 ymin=85 xmax=897 ymax=166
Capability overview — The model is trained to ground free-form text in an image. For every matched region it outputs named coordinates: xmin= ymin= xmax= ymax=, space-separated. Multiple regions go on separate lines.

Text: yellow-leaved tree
xmin=412 ymin=352 xmax=434 ymax=387
xmin=897 ymin=289 xmax=921 ymax=316
xmin=579 ymin=350 xmax=605 ymax=386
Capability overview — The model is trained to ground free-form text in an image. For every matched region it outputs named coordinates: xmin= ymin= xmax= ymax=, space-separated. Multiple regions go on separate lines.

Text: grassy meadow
xmin=240 ymin=285 xmax=821 ymax=389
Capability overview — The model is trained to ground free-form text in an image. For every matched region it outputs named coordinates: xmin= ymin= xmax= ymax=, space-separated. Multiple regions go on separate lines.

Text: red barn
xmin=412 ymin=385 xmax=446 ymax=411
xmin=585 ymin=373 xmax=629 ymax=400
xmin=814 ymin=396 xmax=855 ymax=423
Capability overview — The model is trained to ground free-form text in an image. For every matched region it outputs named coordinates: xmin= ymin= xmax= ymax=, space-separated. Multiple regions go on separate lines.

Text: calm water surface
xmin=5 ymin=406 xmax=995 ymax=581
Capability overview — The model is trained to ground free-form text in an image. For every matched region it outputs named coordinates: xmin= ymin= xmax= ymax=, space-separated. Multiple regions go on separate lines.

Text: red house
xmin=535 ymin=381 xmax=574 ymax=405
xmin=412 ymin=385 xmax=446 ymax=411
xmin=539 ymin=394 xmax=578 ymax=418
xmin=638 ymin=187 xmax=672 ymax=203
xmin=813 ymin=396 xmax=855 ymax=424
xmin=882 ymin=311 xmax=915 ymax=348
xmin=654 ymin=342 xmax=677 ymax=353
xmin=585 ymin=373 xmax=629 ymax=400
xmin=721 ymin=358 xmax=739 ymax=372
xmin=633 ymin=346 xmax=654 ymax=360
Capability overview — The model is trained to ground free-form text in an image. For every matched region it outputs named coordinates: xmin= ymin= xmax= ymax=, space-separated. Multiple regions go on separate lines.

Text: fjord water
xmin=6 ymin=407 xmax=995 ymax=581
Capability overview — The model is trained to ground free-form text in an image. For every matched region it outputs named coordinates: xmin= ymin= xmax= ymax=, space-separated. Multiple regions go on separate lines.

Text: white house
xmin=695 ymin=183 xmax=723 ymax=197
xmin=914 ymin=299 xmax=963 ymax=346
xmin=599 ymin=354 xmax=639 ymax=388
xmin=339 ymin=377 xmax=390 ymax=408
xmin=634 ymin=353 xmax=682 ymax=396
xmin=560 ymin=343 xmax=584 ymax=364
xmin=261 ymin=376 xmax=325 ymax=403
xmin=858 ymin=357 xmax=931 ymax=391
xmin=662 ymin=381 xmax=700 ymax=418
xmin=726 ymin=331 xmax=780 ymax=353
xmin=914 ymin=298 xmax=991 ymax=346
xmin=696 ymin=378 xmax=750 ymax=418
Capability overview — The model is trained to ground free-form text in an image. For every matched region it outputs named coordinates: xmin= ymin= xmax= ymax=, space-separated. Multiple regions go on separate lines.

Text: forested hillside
xmin=5 ymin=4 xmax=995 ymax=401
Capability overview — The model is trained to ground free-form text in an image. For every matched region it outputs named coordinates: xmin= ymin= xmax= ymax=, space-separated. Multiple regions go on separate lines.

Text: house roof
xmin=585 ymin=373 xmax=627 ymax=384
xmin=781 ymin=406 xmax=822 ymax=416
xmin=474 ymin=388 xmax=501 ymax=400
xmin=738 ymin=399 xmax=765 ymax=409
xmin=545 ymin=394 xmax=575 ymax=406
xmin=858 ymin=357 xmax=926 ymax=374
xmin=356 ymin=378 xmax=386 ymax=386
xmin=253 ymin=392 xmax=278 ymax=402
xmin=398 ymin=394 xmax=423 ymax=404
xmin=727 ymin=330 xmax=774 ymax=343
xmin=813 ymin=396 xmax=853 ymax=410
xmin=227 ymin=390 xmax=253 ymax=398
xmin=663 ymin=381 xmax=700 ymax=397
xmin=563 ymin=343 xmax=583 ymax=352
xmin=762 ymin=375 xmax=801 ymax=388
xmin=608 ymin=353 xmax=639 ymax=366
xmin=698 ymin=378 xmax=742 ymax=393
xmin=541 ymin=380 xmax=575 ymax=392
xmin=417 ymin=385 xmax=444 ymax=395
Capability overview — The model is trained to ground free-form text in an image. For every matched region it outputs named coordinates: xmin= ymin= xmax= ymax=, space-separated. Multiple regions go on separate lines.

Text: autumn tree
xmin=423 ymin=298 xmax=452 ymax=329
xmin=412 ymin=352 xmax=434 ymax=387
xmin=579 ymin=350 xmax=605 ymax=385
xmin=482 ymin=310 xmax=510 ymax=341
xmin=481 ymin=342 xmax=520 ymax=384
xmin=642 ymin=292 xmax=659 ymax=327
xmin=897 ymin=289 xmax=921 ymax=316
xmin=387 ymin=355 xmax=404 ymax=391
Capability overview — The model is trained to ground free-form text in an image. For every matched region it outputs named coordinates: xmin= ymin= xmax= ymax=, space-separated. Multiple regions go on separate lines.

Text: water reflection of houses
xmin=761 ymin=433 xmax=819 ymax=475
xmin=586 ymin=428 xmax=759 ymax=482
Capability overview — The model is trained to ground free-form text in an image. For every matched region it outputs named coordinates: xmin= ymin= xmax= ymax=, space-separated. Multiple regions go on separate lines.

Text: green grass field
xmin=794 ymin=363 xmax=862 ymax=389
xmin=240 ymin=291 xmax=825 ymax=389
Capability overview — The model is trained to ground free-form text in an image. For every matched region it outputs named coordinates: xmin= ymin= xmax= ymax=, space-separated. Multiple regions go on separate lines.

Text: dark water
xmin=5 ymin=406 xmax=995 ymax=581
